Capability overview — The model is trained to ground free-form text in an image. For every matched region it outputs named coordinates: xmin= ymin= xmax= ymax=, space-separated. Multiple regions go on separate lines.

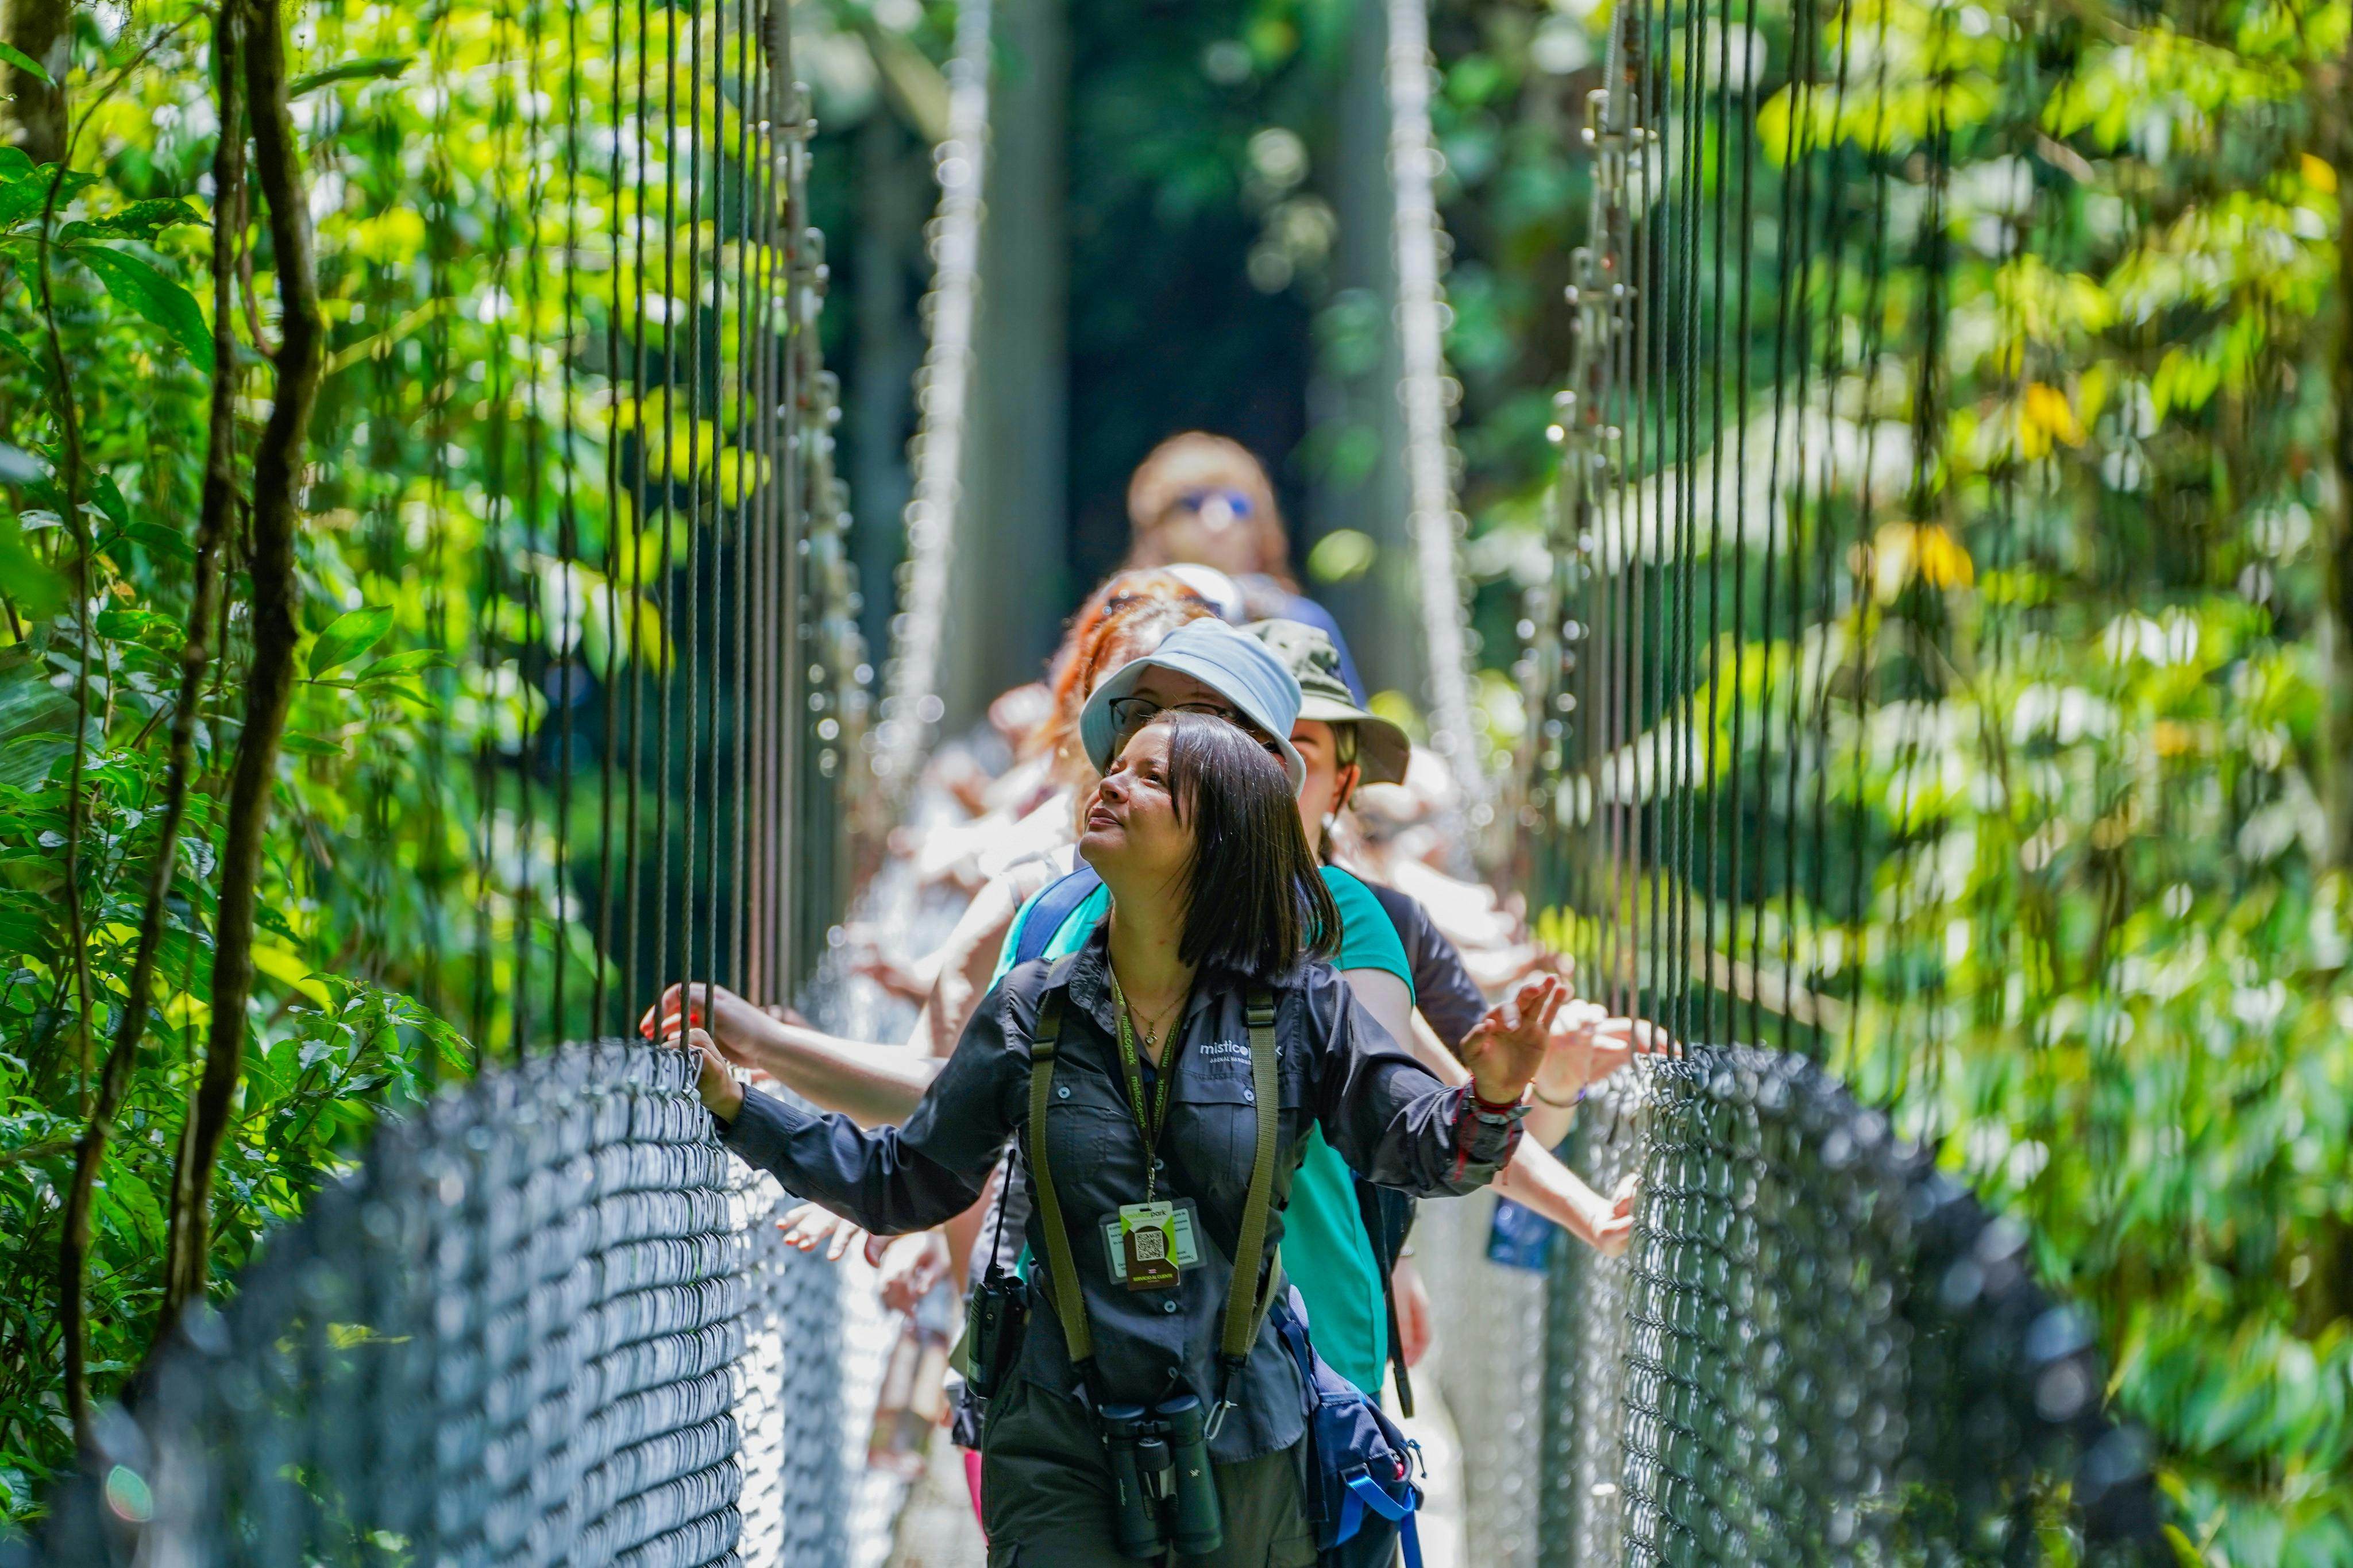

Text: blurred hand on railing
xmin=673 ymin=1028 xmax=744 ymax=1121
xmin=1594 ymin=1173 xmax=1641 ymax=1258
xmin=1536 ymin=1006 xmax=1671 ymax=1103
xmin=875 ymin=1231 xmax=951 ymax=1314
xmin=778 ymin=1201 xmax=886 ymax=1266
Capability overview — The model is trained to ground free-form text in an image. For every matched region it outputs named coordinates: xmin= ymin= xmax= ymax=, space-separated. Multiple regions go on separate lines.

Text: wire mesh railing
xmin=1529 ymin=1049 xmax=2163 ymax=1567
xmin=19 ymin=1041 xmax=850 ymax=1568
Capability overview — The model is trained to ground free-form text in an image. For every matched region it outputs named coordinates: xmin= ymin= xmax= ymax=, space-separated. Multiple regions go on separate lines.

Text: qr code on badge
xmin=1132 ymin=1226 xmax=1167 ymax=1262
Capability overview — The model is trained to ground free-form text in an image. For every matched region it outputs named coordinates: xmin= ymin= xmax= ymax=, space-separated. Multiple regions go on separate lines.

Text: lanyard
xmin=1106 ymin=967 xmax=1185 ymax=1204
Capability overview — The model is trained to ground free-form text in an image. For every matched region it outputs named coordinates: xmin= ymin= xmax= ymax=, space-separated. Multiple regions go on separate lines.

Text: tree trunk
xmin=158 ymin=0 xmax=322 ymax=1335
xmin=59 ymin=0 xmax=245 ymax=1445
xmin=2323 ymin=45 xmax=2353 ymax=866
xmin=0 ymin=0 xmax=67 ymax=164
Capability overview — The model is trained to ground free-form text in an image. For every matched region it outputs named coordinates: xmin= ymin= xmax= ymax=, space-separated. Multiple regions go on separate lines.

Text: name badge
xmin=1105 ymin=1199 xmax=1199 ymax=1291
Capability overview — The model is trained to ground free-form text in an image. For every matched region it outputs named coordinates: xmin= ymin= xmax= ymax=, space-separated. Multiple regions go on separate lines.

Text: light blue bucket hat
xmin=1078 ymin=619 xmax=1307 ymax=792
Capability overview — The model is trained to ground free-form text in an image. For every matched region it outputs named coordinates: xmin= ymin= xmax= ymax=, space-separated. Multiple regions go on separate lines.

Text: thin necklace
xmin=1111 ymin=966 xmax=1187 ymax=1055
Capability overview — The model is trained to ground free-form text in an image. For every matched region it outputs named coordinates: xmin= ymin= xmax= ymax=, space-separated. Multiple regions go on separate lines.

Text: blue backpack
xmin=1011 ymin=865 xmax=1104 ymax=966
xmin=1271 ymin=1289 xmax=1425 ymax=1568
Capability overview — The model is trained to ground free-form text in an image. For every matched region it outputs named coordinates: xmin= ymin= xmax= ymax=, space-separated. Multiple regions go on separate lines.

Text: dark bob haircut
xmin=1131 ymin=709 xmax=1340 ymax=980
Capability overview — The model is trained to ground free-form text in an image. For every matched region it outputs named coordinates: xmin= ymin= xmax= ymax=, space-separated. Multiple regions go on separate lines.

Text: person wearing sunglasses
xmin=1124 ymin=431 xmax=1368 ymax=705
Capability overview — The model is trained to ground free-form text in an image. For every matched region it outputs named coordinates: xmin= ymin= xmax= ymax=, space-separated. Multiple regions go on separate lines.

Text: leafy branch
xmin=56 ymin=0 xmax=245 ymax=1449
xmin=159 ymin=0 xmax=325 ymax=1335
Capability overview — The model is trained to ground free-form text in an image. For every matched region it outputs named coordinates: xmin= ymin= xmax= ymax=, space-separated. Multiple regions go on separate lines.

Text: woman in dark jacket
xmin=672 ymin=708 xmax=1559 ymax=1565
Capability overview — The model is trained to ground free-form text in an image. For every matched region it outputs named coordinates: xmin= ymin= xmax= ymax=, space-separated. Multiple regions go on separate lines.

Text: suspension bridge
xmin=6 ymin=0 xmax=2185 ymax=1561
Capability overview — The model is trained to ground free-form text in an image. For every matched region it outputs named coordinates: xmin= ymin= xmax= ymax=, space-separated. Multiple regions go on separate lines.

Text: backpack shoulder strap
xmin=1014 ymin=866 xmax=1105 ymax=968
xmin=1023 ymin=953 xmax=1094 ymax=1367
xmin=1356 ymin=1176 xmax=1418 ymax=1418
xmin=1218 ymin=986 xmax=1284 ymax=1365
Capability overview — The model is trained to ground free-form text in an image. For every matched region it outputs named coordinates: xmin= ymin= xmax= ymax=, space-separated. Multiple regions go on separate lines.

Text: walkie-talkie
xmin=963 ymin=1153 xmax=1027 ymax=1400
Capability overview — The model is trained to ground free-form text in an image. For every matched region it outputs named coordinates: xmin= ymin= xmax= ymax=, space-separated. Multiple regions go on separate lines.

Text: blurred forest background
xmin=0 ymin=0 xmax=2347 ymax=1559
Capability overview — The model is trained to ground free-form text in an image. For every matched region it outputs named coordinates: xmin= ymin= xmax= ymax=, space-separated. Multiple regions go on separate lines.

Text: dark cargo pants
xmin=979 ymin=1375 xmax=1319 ymax=1567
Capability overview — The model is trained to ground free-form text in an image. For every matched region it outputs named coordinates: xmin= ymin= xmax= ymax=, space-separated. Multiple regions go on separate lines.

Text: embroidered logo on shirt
xmin=1195 ymin=1039 xmax=1251 ymax=1062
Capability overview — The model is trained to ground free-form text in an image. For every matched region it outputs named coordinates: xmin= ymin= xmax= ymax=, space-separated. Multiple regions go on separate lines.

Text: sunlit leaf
xmin=354 ymin=648 xmax=454 ymax=683
xmin=0 ymin=43 xmax=51 ymax=85
xmin=0 ymin=165 xmax=94 ymax=230
xmin=307 ymin=606 xmax=396 ymax=678
xmin=59 ymin=199 xmax=205 ymax=243
xmin=88 ymin=471 xmax=132 ymax=533
xmin=92 ymin=608 xmax=180 ymax=646
xmin=68 ymin=244 xmax=215 ymax=374
xmin=100 ymin=1169 xmax=163 ymax=1246
xmin=124 ymin=519 xmax=194 ymax=562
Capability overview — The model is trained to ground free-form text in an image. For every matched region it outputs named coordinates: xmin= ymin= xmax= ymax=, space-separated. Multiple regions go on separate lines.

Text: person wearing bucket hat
xmin=1242 ymin=619 xmax=1411 ymax=789
xmin=1078 ymin=618 xmax=1309 ymax=791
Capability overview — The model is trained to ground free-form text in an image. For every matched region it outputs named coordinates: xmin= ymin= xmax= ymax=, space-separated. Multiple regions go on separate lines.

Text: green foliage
xmin=0 ymin=0 xmax=593 ymax=1517
xmin=0 ymin=0 xmax=869 ymax=1512
xmin=1458 ymin=0 xmax=2353 ymax=1552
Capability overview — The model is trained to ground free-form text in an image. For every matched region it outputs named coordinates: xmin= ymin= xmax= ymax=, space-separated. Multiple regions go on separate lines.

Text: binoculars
xmin=1101 ymin=1395 xmax=1221 ymax=1559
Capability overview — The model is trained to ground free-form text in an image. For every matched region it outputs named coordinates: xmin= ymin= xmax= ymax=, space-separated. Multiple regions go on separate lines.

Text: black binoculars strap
xmin=1024 ymin=970 xmax=1286 ymax=1382
xmin=1025 ymin=958 xmax=1094 ymax=1366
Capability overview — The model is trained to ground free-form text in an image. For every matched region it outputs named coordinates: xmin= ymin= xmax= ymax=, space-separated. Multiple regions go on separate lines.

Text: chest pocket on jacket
xmin=1036 ymin=1065 xmax=1143 ymax=1207
xmin=1168 ymin=1071 xmax=1302 ymax=1212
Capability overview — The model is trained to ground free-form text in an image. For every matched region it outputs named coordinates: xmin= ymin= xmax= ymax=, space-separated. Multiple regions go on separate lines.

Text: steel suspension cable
xmin=1793 ymin=0 xmax=1866 ymax=1062
xmin=871 ymin=0 xmax=991 ymax=798
xmin=1699 ymin=0 xmax=1737 ymax=1051
xmin=592 ymin=0 xmax=625 ymax=1034
xmin=726 ymin=0 xmax=753 ymax=999
xmin=1385 ymin=0 xmax=1491 ymax=843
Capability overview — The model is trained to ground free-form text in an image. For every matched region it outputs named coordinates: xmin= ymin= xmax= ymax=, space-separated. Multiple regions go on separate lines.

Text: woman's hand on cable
xmin=1588 ymin=1172 xmax=1641 ymax=1258
xmin=676 ymin=1028 xmax=745 ymax=1121
xmin=1457 ymin=975 xmax=1571 ymax=1107
xmin=639 ymin=980 xmax=773 ymax=1068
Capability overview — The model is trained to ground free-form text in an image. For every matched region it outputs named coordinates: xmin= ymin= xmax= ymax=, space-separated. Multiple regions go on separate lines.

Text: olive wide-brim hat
xmin=1243 ymin=619 xmax=1412 ymax=787
xmin=1078 ymin=618 xmax=1309 ymax=791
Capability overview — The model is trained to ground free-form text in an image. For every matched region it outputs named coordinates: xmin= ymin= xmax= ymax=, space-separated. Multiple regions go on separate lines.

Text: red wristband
xmin=1471 ymin=1085 xmax=1525 ymax=1115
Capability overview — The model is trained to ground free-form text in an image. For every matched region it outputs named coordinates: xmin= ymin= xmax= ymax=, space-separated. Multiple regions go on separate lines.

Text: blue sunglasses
xmin=1172 ymin=488 xmax=1256 ymax=519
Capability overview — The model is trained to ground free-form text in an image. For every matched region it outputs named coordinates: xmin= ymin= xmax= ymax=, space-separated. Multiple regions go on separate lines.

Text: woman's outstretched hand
xmin=1458 ymin=975 xmax=1571 ymax=1107
xmin=641 ymin=982 xmax=772 ymax=1067
xmin=675 ymin=1027 xmax=745 ymax=1121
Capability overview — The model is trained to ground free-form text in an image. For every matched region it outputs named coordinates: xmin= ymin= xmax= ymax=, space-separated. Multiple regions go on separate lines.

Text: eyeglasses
xmin=1110 ymin=696 xmax=1240 ymax=733
xmin=1109 ymin=697 xmax=1287 ymax=763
